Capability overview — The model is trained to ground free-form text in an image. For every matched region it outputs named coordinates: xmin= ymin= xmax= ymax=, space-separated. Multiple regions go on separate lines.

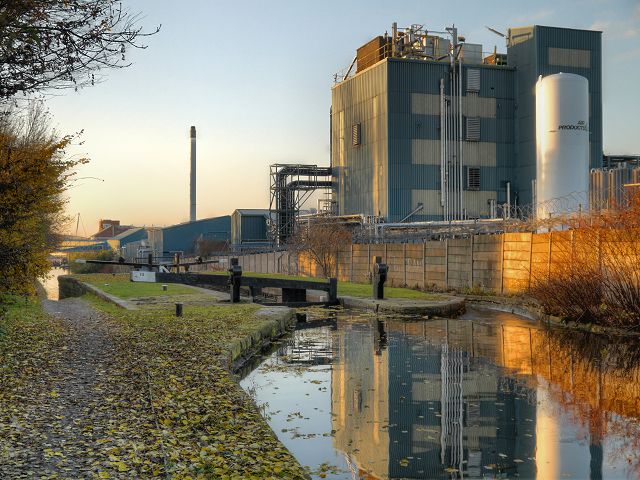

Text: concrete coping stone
xmin=229 ymin=306 xmax=296 ymax=370
xmin=339 ymin=295 xmax=465 ymax=317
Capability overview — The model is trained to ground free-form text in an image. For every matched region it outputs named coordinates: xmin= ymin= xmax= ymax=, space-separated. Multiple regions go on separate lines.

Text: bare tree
xmin=288 ymin=220 xmax=352 ymax=278
xmin=0 ymin=0 xmax=159 ymax=99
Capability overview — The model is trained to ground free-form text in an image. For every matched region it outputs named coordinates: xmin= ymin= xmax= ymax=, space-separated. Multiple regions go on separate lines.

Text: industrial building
xmin=330 ymin=23 xmax=602 ymax=222
xmin=147 ymin=215 xmax=231 ymax=256
xmin=231 ymin=209 xmax=271 ymax=251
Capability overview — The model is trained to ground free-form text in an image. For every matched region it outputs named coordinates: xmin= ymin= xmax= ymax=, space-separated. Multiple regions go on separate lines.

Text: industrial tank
xmin=535 ymin=73 xmax=589 ymax=219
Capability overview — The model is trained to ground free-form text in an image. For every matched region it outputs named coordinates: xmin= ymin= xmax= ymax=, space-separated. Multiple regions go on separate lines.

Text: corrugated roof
xmin=114 ymin=227 xmax=144 ymax=240
xmin=92 ymin=224 xmax=133 ymax=239
xmin=162 ymin=215 xmax=231 ymax=231
xmin=234 ymin=209 xmax=270 ymax=216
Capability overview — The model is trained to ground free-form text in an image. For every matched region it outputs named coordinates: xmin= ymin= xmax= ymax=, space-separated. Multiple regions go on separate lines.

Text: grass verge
xmin=202 ymin=270 xmax=443 ymax=300
xmin=72 ymin=273 xmax=200 ymax=299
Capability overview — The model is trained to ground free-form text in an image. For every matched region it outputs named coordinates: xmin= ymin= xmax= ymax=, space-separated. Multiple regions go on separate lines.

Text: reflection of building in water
xmin=332 ymin=319 xmax=537 ymax=479
xmin=331 ymin=316 xmax=640 ymax=479
xmin=387 ymin=325 xmax=537 ymax=479
xmin=275 ymin=326 xmax=335 ymax=365
xmin=332 ymin=322 xmax=389 ymax=479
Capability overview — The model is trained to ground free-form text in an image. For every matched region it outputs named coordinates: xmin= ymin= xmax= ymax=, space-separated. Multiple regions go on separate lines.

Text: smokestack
xmin=190 ymin=126 xmax=196 ymax=222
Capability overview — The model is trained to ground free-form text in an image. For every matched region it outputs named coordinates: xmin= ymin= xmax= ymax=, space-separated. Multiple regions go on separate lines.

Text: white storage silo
xmin=535 ymin=73 xmax=589 ymax=219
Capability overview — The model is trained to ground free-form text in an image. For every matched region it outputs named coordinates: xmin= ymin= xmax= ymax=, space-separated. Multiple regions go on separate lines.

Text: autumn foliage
xmin=531 ymin=191 xmax=640 ymax=328
xmin=0 ymin=104 xmax=86 ymax=295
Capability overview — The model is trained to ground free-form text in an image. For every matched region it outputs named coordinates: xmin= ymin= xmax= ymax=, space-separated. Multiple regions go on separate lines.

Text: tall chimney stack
xmin=190 ymin=126 xmax=196 ymax=222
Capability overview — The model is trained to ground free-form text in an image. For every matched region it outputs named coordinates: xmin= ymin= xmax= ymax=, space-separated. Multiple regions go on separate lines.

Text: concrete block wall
xmin=472 ymin=235 xmax=503 ymax=291
xmin=197 ymin=231 xmax=601 ymax=295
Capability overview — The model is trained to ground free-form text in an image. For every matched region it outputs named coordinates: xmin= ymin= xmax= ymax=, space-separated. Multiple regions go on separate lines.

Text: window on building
xmin=465 ymin=117 xmax=480 ymax=141
xmin=467 ymin=69 xmax=480 ymax=93
xmin=467 ymin=166 xmax=480 ymax=190
xmin=352 ymin=123 xmax=362 ymax=146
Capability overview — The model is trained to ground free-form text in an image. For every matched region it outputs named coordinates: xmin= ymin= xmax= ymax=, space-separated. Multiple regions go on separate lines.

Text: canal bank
xmin=1 ymin=273 xmax=309 ymax=479
xmin=465 ymin=293 xmax=640 ymax=337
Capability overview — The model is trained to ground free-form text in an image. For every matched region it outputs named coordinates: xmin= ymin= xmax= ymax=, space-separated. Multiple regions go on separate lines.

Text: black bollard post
xmin=372 ymin=256 xmax=388 ymax=300
xmin=175 ymin=302 xmax=183 ymax=317
xmin=228 ymin=258 xmax=242 ymax=303
xmin=328 ymin=277 xmax=338 ymax=303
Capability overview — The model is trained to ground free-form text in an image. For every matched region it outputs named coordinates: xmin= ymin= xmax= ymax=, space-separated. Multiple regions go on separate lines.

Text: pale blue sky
xmin=47 ymin=0 xmax=640 ymax=234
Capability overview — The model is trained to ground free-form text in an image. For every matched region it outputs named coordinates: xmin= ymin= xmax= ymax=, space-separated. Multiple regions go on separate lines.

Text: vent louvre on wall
xmin=467 ymin=69 xmax=480 ymax=92
xmin=465 ymin=117 xmax=480 ymax=141
xmin=352 ymin=123 xmax=361 ymax=146
xmin=467 ymin=166 xmax=480 ymax=190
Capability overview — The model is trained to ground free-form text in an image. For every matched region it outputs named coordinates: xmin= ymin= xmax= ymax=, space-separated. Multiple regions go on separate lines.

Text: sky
xmin=45 ymin=0 xmax=640 ymax=235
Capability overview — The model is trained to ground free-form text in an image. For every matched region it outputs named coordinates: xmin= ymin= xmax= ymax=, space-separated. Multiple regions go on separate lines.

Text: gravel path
xmin=29 ymin=298 xmax=115 ymax=478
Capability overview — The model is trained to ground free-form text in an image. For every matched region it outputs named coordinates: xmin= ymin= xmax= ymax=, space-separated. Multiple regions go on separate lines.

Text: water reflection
xmin=39 ymin=267 xmax=67 ymax=300
xmin=241 ymin=310 xmax=640 ymax=479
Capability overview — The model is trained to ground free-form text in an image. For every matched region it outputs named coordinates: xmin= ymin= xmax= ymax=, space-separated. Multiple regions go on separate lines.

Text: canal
xmin=40 ymin=267 xmax=67 ymax=300
xmin=240 ymin=308 xmax=640 ymax=479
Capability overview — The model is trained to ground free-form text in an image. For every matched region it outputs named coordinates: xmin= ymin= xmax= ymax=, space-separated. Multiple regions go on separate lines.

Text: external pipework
xmin=190 ymin=126 xmax=196 ymax=222
xmin=391 ymin=22 xmax=397 ymax=57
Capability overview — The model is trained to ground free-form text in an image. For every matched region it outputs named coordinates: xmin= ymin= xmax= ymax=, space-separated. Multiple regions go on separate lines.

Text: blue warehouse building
xmin=147 ymin=216 xmax=231 ymax=255
xmin=331 ymin=24 xmax=602 ymax=221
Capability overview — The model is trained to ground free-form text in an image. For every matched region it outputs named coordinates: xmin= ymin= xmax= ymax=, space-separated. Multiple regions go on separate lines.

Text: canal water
xmin=40 ymin=267 xmax=67 ymax=300
xmin=240 ymin=308 xmax=640 ymax=479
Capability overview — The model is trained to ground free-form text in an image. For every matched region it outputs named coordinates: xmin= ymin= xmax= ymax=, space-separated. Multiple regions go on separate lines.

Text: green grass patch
xmin=77 ymin=271 xmax=442 ymax=302
xmin=337 ymin=282 xmax=443 ymax=300
xmin=203 ymin=270 xmax=442 ymax=300
xmin=72 ymin=273 xmax=200 ymax=299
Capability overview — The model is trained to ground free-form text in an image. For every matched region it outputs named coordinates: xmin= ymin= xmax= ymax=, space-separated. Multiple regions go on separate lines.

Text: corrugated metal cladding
xmin=231 ymin=210 xmax=269 ymax=245
xmin=508 ymin=25 xmax=602 ymax=205
xmin=387 ymin=60 xmax=515 ymax=221
xmin=332 ymin=60 xmax=388 ymax=217
xmin=161 ymin=216 xmax=230 ymax=254
xmin=332 ymin=24 xmax=601 ymax=221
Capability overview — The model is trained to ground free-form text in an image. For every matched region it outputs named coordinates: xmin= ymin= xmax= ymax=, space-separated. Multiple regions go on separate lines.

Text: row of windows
xmin=350 ymin=117 xmax=483 ymax=145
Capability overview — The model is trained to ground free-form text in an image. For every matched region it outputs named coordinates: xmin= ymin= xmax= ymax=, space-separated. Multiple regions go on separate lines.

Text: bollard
xmin=372 ymin=256 xmax=388 ymax=300
xmin=162 ymin=284 xmax=168 ymax=291
xmin=228 ymin=258 xmax=242 ymax=303
xmin=175 ymin=302 xmax=183 ymax=317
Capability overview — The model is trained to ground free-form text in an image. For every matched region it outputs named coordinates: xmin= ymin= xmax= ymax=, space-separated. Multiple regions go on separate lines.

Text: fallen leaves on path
xmin=0 ymin=295 xmax=307 ymax=479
